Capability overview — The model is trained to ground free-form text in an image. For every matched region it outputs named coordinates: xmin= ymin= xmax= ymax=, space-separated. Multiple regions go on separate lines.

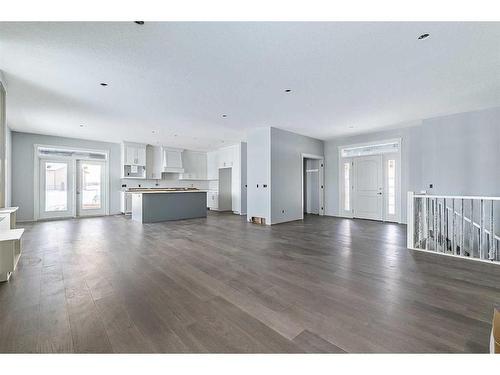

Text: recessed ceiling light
xmin=134 ymin=21 xmax=145 ymax=25
xmin=417 ymin=33 xmax=430 ymax=40
xmin=100 ymin=83 xmax=108 ymax=87
xmin=222 ymin=114 xmax=227 ymax=118
xmin=285 ymin=89 xmax=292 ymax=93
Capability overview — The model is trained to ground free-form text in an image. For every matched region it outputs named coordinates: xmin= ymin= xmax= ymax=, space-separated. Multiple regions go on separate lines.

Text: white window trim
xmin=33 ymin=144 xmax=110 ymax=221
xmin=338 ymin=138 xmax=402 ymax=223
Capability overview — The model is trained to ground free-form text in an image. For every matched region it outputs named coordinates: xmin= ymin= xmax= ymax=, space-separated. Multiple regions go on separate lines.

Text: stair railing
xmin=407 ymin=192 xmax=500 ymax=264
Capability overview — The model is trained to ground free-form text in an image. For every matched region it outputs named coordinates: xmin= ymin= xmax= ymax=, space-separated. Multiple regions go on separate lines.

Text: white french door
xmin=76 ymin=160 xmax=106 ymax=217
xmin=353 ymin=155 xmax=383 ymax=221
xmin=39 ymin=159 xmax=75 ymax=219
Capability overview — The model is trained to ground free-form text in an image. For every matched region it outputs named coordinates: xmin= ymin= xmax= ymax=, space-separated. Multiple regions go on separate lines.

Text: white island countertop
xmin=127 ymin=188 xmax=207 ymax=194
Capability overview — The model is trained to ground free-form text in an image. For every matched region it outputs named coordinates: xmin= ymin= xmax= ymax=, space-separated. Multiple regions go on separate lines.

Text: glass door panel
xmin=77 ymin=160 xmax=106 ymax=216
xmin=39 ymin=159 xmax=74 ymax=219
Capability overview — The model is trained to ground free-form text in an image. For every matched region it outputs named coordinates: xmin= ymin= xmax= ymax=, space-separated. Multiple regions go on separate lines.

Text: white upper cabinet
xmin=218 ymin=147 xmax=234 ymax=168
xmin=121 ymin=142 xmax=147 ymax=179
xmin=180 ymin=151 xmax=207 ymax=180
xmin=123 ymin=142 xmax=147 ymax=166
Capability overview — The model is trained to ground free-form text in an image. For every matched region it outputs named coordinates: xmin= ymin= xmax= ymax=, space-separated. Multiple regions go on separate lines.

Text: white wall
xmin=246 ymin=128 xmax=271 ymax=223
xmin=270 ymin=127 xmax=324 ymax=224
xmin=5 ymin=126 xmax=12 ymax=207
xmin=240 ymin=142 xmax=247 ymax=215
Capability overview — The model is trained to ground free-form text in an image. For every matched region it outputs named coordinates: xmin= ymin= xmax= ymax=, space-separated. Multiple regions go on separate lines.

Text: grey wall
xmin=324 ymin=106 xmax=500 ymax=223
xmin=270 ymin=127 xmax=324 ymax=224
xmin=419 ymin=107 xmax=500 ymax=196
xmin=12 ymin=131 xmax=122 ymax=221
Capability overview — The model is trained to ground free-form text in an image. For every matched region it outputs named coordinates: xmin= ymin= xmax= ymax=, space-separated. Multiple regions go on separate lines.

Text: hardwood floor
xmin=0 ymin=212 xmax=499 ymax=353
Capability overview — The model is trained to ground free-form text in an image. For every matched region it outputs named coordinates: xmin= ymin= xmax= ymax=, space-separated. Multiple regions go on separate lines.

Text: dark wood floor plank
xmin=1 ymin=212 xmax=499 ymax=353
xmin=293 ymin=330 xmax=346 ymax=353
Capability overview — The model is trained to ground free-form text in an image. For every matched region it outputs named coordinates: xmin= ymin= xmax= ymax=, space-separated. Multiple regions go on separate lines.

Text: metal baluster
xmin=460 ymin=199 xmax=465 ymax=256
xmin=434 ymin=198 xmax=438 ymax=252
xmin=490 ymin=200 xmax=494 ymax=260
xmin=452 ymin=199 xmax=456 ymax=255
xmin=480 ymin=199 xmax=484 ymax=259
xmin=425 ymin=198 xmax=430 ymax=250
xmin=443 ymin=198 xmax=447 ymax=252
xmin=470 ymin=200 xmax=475 ymax=258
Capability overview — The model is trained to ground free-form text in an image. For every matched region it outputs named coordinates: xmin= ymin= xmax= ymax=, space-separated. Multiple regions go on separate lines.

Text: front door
xmin=353 ymin=155 xmax=383 ymax=220
xmin=39 ymin=159 xmax=74 ymax=219
xmin=76 ymin=160 xmax=106 ymax=217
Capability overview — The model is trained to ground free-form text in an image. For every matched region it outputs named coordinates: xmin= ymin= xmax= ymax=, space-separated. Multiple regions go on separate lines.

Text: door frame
xmin=301 ymin=153 xmax=325 ymax=220
xmin=337 ymin=138 xmax=402 ymax=223
xmin=33 ymin=144 xmax=110 ymax=221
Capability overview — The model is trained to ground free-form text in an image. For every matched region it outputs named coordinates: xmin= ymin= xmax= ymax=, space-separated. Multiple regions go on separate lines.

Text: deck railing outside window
xmin=407 ymin=192 xmax=500 ymax=264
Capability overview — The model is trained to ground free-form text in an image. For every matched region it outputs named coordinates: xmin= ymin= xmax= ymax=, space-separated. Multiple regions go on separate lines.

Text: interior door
xmin=353 ymin=155 xmax=383 ymax=220
xmin=76 ymin=160 xmax=106 ymax=217
xmin=39 ymin=159 xmax=74 ymax=219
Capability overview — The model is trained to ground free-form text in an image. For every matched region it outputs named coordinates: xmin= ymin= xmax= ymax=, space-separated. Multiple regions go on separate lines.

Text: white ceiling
xmin=1 ymin=22 xmax=500 ymax=150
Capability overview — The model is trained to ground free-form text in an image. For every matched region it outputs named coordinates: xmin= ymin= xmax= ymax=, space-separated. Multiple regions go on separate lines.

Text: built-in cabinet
xmin=180 ymin=151 xmax=207 ymax=180
xmin=207 ymin=191 xmax=218 ymax=210
xmin=121 ymin=142 xmax=147 ymax=179
xmin=206 ymin=143 xmax=247 ymax=215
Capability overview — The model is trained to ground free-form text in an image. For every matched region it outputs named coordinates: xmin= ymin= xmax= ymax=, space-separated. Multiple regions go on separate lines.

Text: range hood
xmin=162 ymin=147 xmax=184 ymax=173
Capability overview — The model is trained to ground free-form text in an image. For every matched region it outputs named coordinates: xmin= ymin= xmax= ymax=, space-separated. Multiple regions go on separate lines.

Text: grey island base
xmin=131 ymin=190 xmax=207 ymax=223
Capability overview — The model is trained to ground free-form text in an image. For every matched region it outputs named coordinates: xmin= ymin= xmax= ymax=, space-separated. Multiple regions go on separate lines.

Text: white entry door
xmin=353 ymin=155 xmax=383 ymax=220
xmin=39 ymin=159 xmax=74 ymax=219
xmin=76 ymin=160 xmax=106 ymax=217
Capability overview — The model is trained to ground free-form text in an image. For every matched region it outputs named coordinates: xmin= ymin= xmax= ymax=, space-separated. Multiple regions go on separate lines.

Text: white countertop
xmin=129 ymin=190 xmax=208 ymax=194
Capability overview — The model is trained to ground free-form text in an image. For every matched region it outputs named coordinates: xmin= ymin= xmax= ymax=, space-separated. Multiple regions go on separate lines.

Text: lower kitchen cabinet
xmin=207 ymin=190 xmax=219 ymax=210
xmin=120 ymin=192 xmax=132 ymax=214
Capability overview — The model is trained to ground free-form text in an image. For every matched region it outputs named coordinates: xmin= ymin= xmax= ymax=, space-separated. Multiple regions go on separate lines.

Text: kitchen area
xmin=119 ymin=141 xmax=247 ymax=223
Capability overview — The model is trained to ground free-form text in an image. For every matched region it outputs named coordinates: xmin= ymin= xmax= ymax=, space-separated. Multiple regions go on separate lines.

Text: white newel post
xmin=407 ymin=191 xmax=414 ymax=249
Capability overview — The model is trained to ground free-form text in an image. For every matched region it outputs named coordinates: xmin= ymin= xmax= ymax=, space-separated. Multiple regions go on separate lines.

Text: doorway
xmin=35 ymin=145 xmax=109 ymax=220
xmin=301 ymin=154 xmax=324 ymax=219
xmin=339 ymin=139 xmax=401 ymax=222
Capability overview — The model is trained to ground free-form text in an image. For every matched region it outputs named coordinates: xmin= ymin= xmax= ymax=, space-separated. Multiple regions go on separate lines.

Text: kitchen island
xmin=130 ymin=188 xmax=207 ymax=223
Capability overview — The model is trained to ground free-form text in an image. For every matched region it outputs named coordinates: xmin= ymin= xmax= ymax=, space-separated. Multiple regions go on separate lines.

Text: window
xmin=341 ymin=141 xmax=399 ymax=158
xmin=387 ymin=159 xmax=396 ymax=215
xmin=344 ymin=162 xmax=350 ymax=211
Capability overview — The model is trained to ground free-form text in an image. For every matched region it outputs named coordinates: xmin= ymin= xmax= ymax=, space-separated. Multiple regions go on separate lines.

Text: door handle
xmin=377 ymin=192 xmax=382 ymax=195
